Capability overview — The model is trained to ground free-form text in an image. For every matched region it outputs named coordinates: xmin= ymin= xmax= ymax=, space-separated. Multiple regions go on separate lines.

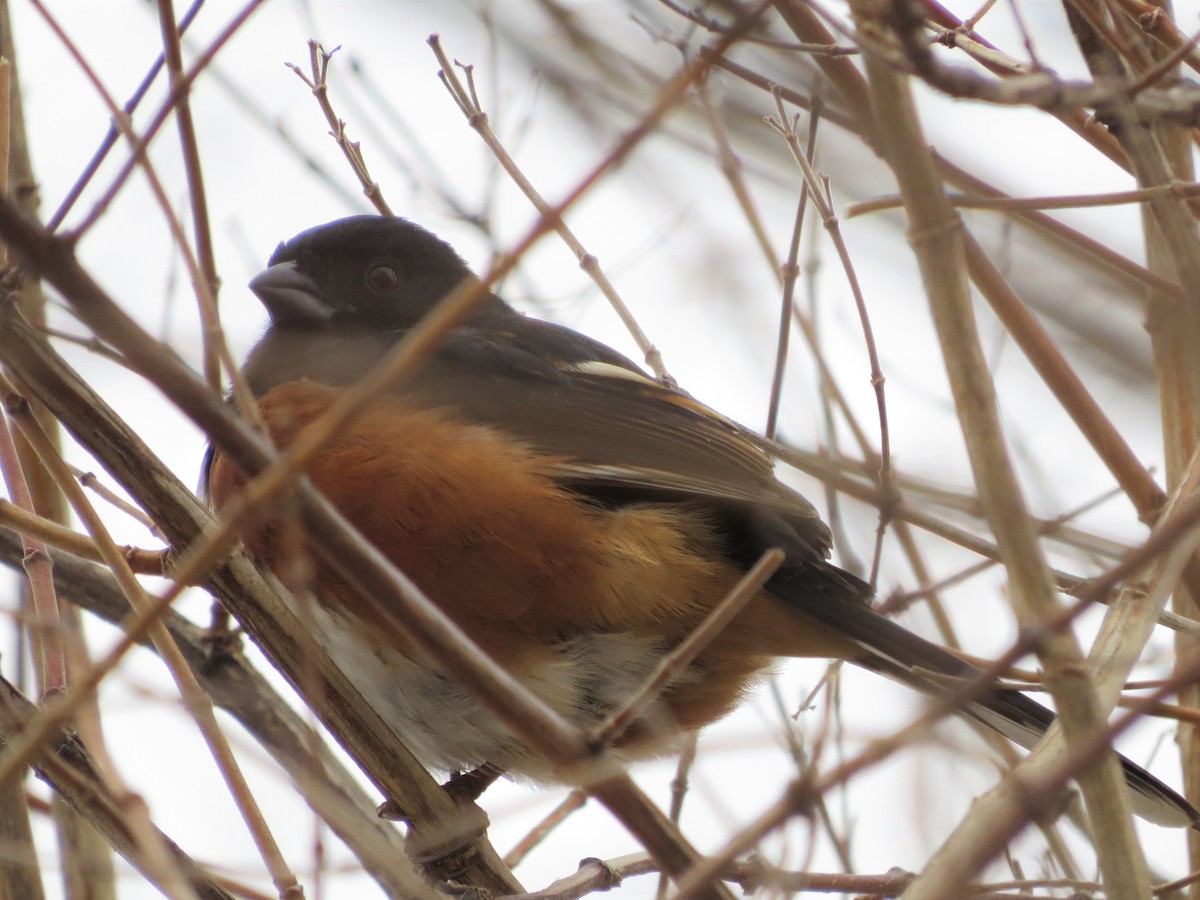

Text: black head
xmin=250 ymin=215 xmax=501 ymax=331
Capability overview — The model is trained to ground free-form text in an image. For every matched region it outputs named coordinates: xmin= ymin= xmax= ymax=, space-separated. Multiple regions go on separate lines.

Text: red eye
xmin=365 ymin=263 xmax=400 ymax=295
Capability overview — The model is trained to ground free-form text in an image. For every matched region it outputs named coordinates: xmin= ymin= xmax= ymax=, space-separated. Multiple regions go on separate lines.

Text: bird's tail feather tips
xmin=863 ymin=653 xmax=1199 ymax=829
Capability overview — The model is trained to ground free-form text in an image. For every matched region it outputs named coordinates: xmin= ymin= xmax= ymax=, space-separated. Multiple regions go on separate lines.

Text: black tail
xmin=856 ymin=650 xmax=1195 ymax=828
xmin=767 ymin=558 xmax=1198 ymax=830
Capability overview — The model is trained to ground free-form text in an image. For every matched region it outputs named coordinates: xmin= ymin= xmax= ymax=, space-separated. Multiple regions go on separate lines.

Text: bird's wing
xmin=408 ymin=324 xmax=1199 ymax=829
xmin=406 ymin=323 xmax=836 ymax=546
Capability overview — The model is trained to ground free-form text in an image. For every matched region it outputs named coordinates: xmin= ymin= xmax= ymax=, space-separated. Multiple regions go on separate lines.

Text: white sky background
xmin=4 ymin=0 xmax=1198 ymax=896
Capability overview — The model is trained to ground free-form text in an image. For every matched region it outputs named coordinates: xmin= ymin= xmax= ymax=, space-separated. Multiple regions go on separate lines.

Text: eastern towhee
xmin=204 ymin=215 xmax=1196 ymax=828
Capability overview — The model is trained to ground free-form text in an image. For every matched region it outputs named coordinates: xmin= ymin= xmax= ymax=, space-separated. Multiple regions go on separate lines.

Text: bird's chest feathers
xmin=219 ymin=380 xmax=743 ymax=639
xmin=207 ymin=380 xmax=773 ymax=774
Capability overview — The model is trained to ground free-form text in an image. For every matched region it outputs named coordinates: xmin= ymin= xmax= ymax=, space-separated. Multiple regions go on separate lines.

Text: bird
xmin=204 ymin=214 xmax=1197 ymax=829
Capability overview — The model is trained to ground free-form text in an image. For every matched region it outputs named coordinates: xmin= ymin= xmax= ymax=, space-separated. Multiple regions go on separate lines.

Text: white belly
xmin=296 ymin=597 xmax=692 ymax=779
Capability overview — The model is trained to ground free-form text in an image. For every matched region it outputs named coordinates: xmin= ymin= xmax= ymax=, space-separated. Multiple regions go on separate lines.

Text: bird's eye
xmin=364 ymin=263 xmax=400 ymax=295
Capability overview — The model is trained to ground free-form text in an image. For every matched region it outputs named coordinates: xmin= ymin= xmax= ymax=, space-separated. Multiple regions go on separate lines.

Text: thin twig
xmin=0 ymin=414 xmax=63 ymax=695
xmin=70 ymin=465 xmax=162 ymax=536
xmin=430 ymin=35 xmax=673 ymax=383
xmin=45 ymin=0 xmax=204 ymax=231
xmin=847 ymin=179 xmax=1200 ymax=216
xmin=0 ymin=498 xmax=165 ymax=574
xmin=154 ymin=0 xmax=221 ymax=391
xmin=285 ymin=42 xmax=391 ymax=215
xmin=502 ymin=790 xmax=588 ymax=869
xmin=767 ymin=92 xmax=891 ymax=587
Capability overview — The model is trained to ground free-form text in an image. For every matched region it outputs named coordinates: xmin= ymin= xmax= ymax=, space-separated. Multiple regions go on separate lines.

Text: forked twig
xmin=286 ymin=41 xmax=392 ymax=215
xmin=430 ymin=34 xmax=673 ymax=383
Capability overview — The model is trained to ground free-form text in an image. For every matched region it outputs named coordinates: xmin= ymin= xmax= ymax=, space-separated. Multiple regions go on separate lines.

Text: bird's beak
xmin=249 ymin=262 xmax=333 ymax=325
